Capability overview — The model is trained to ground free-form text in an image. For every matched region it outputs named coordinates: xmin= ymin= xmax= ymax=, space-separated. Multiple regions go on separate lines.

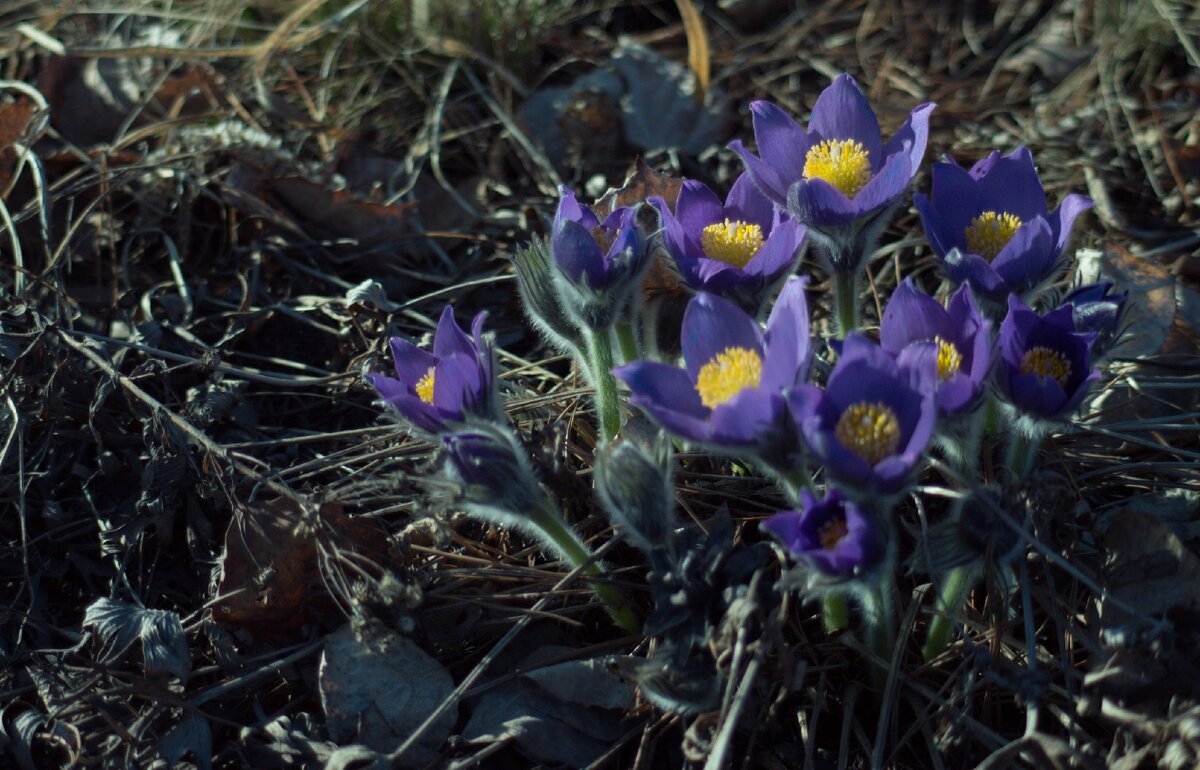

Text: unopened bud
xmin=595 ymin=439 xmax=676 ymax=553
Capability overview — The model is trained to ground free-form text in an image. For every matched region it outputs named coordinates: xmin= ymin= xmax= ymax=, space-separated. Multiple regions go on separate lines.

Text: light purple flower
xmin=797 ymin=334 xmax=937 ymax=494
xmin=763 ymin=489 xmax=882 ymax=578
xmin=915 ymin=147 xmax=1092 ymax=304
xmin=880 ymin=279 xmax=992 ymax=416
xmin=996 ymin=294 xmax=1100 ymax=421
xmin=729 ymin=74 xmax=934 ymax=236
xmin=650 ymin=174 xmax=805 ymax=304
xmin=614 ymin=278 xmax=812 ymax=460
xmin=368 ymin=306 xmax=497 ymax=434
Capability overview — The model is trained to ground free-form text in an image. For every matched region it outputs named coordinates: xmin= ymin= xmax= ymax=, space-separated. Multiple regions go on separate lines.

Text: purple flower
xmin=441 ymin=427 xmax=545 ymax=518
xmin=614 ymin=277 xmax=812 ymax=460
xmin=368 ymin=306 xmax=497 ymax=434
xmin=762 ymin=489 xmax=882 ymax=578
xmin=915 ymin=147 xmax=1092 ymax=304
xmin=729 ymin=74 xmax=934 ymax=236
xmin=551 ymin=186 xmax=648 ymax=328
xmin=650 ymin=174 xmax=805 ymax=304
xmin=798 ymin=334 xmax=937 ymax=494
xmin=880 ymin=279 xmax=992 ymax=416
xmin=1061 ymin=281 xmax=1127 ymax=356
xmin=997 ymin=294 xmax=1100 ymax=421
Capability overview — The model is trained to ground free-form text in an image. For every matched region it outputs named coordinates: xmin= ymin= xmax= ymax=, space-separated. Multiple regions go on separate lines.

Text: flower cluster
xmin=364 ymin=70 xmax=1130 ymax=700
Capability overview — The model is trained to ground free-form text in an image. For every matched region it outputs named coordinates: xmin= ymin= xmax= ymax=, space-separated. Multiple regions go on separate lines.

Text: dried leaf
xmin=0 ymin=96 xmax=35 ymax=193
xmin=319 ymin=621 xmax=455 ymax=767
xmin=1075 ymin=244 xmax=1176 ymax=360
xmin=596 ymin=157 xmax=684 ymax=214
xmin=1102 ymin=509 xmax=1200 ymax=621
xmin=264 ymin=177 xmax=415 ymax=248
xmin=157 ymin=711 xmax=213 ymax=770
xmin=212 ymin=497 xmax=390 ymax=642
xmin=81 ymin=597 xmax=190 ymax=682
xmin=674 ymin=0 xmax=710 ymax=100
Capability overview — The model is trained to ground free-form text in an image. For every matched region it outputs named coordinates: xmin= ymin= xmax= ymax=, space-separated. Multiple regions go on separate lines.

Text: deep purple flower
xmin=797 ymin=334 xmax=937 ymax=494
xmin=551 ymin=186 xmax=647 ymax=328
xmin=763 ymin=489 xmax=882 ymax=578
xmin=442 ymin=428 xmax=544 ymax=517
xmin=368 ymin=306 xmax=497 ymax=434
xmin=1061 ymin=281 xmax=1127 ymax=356
xmin=880 ymin=279 xmax=992 ymax=415
xmin=650 ymin=174 xmax=805 ymax=303
xmin=915 ymin=147 xmax=1093 ymax=304
xmin=614 ymin=277 xmax=812 ymax=459
xmin=997 ymin=294 xmax=1100 ymax=421
xmin=729 ymin=74 xmax=934 ymax=235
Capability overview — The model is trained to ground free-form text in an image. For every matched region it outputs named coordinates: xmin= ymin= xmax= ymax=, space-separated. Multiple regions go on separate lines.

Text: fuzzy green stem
xmin=768 ymin=465 xmax=815 ymax=506
xmin=531 ymin=504 xmax=639 ymax=634
xmin=614 ymin=322 xmax=640 ymax=364
xmin=583 ymin=327 xmax=621 ymax=444
xmin=1004 ymin=431 xmax=1041 ymax=481
xmin=863 ymin=579 xmax=896 ymax=690
xmin=921 ymin=566 xmax=972 ymax=662
xmin=833 ymin=269 xmax=860 ymax=339
xmin=824 ymin=592 xmax=850 ymax=633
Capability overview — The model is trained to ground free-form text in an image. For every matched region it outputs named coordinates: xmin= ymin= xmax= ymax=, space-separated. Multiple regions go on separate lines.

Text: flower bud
xmin=509 ymin=235 xmax=582 ymax=354
xmin=441 ymin=426 xmax=544 ymax=528
xmin=595 ymin=439 xmax=675 ymax=553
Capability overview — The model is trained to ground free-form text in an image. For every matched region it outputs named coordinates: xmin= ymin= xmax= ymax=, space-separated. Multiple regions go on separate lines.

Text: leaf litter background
xmin=0 ymin=0 xmax=1198 ymax=768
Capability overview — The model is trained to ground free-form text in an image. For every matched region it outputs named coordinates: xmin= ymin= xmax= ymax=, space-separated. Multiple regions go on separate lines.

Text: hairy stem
xmin=531 ymin=503 xmax=639 ymax=634
xmin=614 ymin=322 xmax=640 ymax=364
xmin=824 ymin=592 xmax=850 ymax=634
xmin=921 ymin=566 xmax=972 ymax=662
xmin=1004 ymin=431 xmax=1042 ymax=481
xmin=833 ymin=269 xmax=860 ymax=339
xmin=862 ymin=578 xmax=896 ymax=690
xmin=583 ymin=327 xmax=622 ymax=444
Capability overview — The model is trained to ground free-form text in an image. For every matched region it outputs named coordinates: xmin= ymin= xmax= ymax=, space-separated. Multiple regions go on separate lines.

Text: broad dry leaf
xmin=1102 ymin=508 xmax=1200 ymax=622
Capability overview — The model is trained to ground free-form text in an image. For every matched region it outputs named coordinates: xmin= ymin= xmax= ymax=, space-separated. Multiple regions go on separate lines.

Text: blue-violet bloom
xmin=763 ymin=488 xmax=883 ymax=579
xmin=914 ymin=147 xmax=1092 ymax=305
xmin=369 ymin=306 xmax=497 ymax=434
xmin=996 ymin=294 xmax=1100 ymax=422
xmin=1061 ymin=281 xmax=1128 ymax=357
xmin=729 ymin=74 xmax=934 ymax=271
xmin=880 ymin=278 xmax=992 ymax=416
xmin=797 ymin=334 xmax=937 ymax=494
xmin=650 ymin=174 xmax=805 ymax=306
xmin=551 ymin=185 xmax=648 ymax=329
xmin=614 ymin=277 xmax=812 ymax=462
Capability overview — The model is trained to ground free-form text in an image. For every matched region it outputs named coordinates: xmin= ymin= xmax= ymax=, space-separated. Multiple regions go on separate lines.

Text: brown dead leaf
xmin=0 ymin=96 xmax=35 ymax=193
xmin=596 ymin=157 xmax=683 ymax=214
xmin=260 ymin=176 xmax=416 ymax=249
xmin=213 ymin=497 xmax=390 ymax=642
xmin=1102 ymin=508 xmax=1200 ymax=622
xmin=1077 ymin=243 xmax=1176 ymax=361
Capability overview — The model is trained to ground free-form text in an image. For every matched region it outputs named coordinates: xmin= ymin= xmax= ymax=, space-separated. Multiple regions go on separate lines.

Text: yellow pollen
xmin=415 ymin=366 xmax=436 ymax=404
xmin=695 ymin=347 xmax=763 ymax=409
xmin=834 ymin=401 xmax=901 ymax=465
xmin=803 ymin=139 xmax=873 ymax=198
xmin=700 ymin=219 xmax=764 ymax=269
xmin=964 ymin=210 xmax=1023 ymax=261
xmin=1019 ymin=346 xmax=1071 ymax=387
xmin=935 ymin=336 xmax=963 ymax=382
xmin=818 ymin=516 xmax=849 ymax=550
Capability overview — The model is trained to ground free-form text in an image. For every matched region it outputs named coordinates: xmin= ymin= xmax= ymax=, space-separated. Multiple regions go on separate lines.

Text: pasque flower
xmin=368 ymin=306 xmax=498 ymax=434
xmin=763 ymin=489 xmax=883 ymax=579
xmin=797 ymin=334 xmax=937 ymax=494
xmin=551 ymin=185 xmax=648 ymax=329
xmin=1061 ymin=281 xmax=1127 ymax=357
xmin=614 ymin=277 xmax=812 ymax=462
xmin=650 ymin=174 xmax=805 ymax=306
xmin=996 ymin=294 xmax=1100 ymax=421
xmin=915 ymin=147 xmax=1092 ymax=305
xmin=879 ymin=279 xmax=992 ymax=416
xmin=729 ymin=74 xmax=934 ymax=272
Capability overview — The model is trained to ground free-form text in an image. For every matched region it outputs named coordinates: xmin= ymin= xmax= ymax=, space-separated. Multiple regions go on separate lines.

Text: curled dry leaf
xmin=1102 ymin=508 xmax=1200 ymax=623
xmin=212 ymin=497 xmax=391 ymax=643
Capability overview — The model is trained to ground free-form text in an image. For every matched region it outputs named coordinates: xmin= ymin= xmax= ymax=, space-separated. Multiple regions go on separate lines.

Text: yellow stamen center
xmin=1019 ymin=346 xmax=1070 ymax=387
xmin=700 ymin=219 xmax=764 ymax=269
xmin=818 ymin=516 xmax=849 ymax=550
xmin=694 ymin=346 xmax=763 ymax=409
xmin=964 ymin=211 xmax=1023 ymax=261
xmin=835 ymin=401 xmax=901 ymax=465
xmin=415 ymin=366 xmax=436 ymax=404
xmin=935 ymin=336 xmax=963 ymax=382
xmin=803 ymin=139 xmax=872 ymax=198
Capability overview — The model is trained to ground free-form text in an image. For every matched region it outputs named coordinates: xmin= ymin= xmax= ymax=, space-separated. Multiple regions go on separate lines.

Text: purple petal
xmin=553 ymin=218 xmax=606 ymax=286
xmin=880 ymin=278 xmax=952 ymax=354
xmin=388 ymin=337 xmax=437 ymax=384
xmin=675 ymin=180 xmax=724 ymax=243
xmin=432 ymin=306 xmax=474 ymax=360
xmin=914 ymin=192 xmax=955 ymax=257
xmin=369 ymin=374 xmax=443 ymax=433
xmin=1009 ymin=371 xmax=1068 ymax=417
xmin=748 ymin=100 xmax=812 ymax=187
xmin=808 ymin=74 xmax=882 ymax=164
xmin=975 ymin=147 xmax=1048 ymax=221
xmin=924 ymin=160 xmax=981 ymax=245
xmin=681 ymin=293 xmax=765 ymax=379
xmin=431 ymin=351 xmax=482 ymax=416
xmin=941 ymin=248 xmax=1009 ymax=299
xmin=787 ymin=178 xmax=859 ymax=227
xmin=674 ymin=257 xmax=748 ymax=292
xmin=651 ymin=195 xmax=691 ymax=261
xmin=615 ymin=361 xmax=712 ymax=442
xmin=851 ymin=150 xmax=912 ymax=212
xmin=742 ymin=218 xmax=805 ymax=278
xmin=882 ymin=102 xmax=935 ymax=178
xmin=708 ymin=389 xmax=784 ymax=446
xmin=729 ymin=139 xmax=790 ymax=206
xmin=989 ymin=218 xmax=1057 ymax=292
xmin=1049 ymin=193 xmax=1093 ymax=257
xmin=555 ymin=185 xmax=599 ymax=231
xmin=725 ymin=171 xmax=775 ymax=229
xmin=762 ymin=276 xmax=812 ymax=390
